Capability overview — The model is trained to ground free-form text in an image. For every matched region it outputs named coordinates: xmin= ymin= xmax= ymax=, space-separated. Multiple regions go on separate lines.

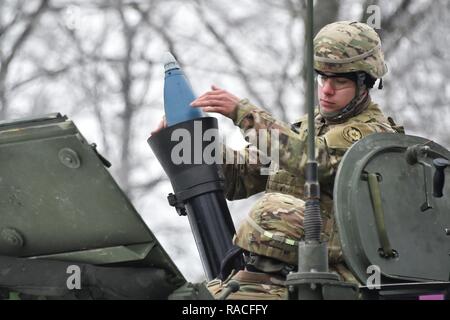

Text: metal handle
xmin=367 ymin=173 xmax=397 ymax=258
xmin=433 ymin=158 xmax=449 ymax=198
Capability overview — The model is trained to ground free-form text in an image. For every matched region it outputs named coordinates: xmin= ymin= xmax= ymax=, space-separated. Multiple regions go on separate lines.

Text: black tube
xmin=185 ymin=192 xmax=235 ymax=280
xmin=148 ymin=117 xmax=236 ymax=281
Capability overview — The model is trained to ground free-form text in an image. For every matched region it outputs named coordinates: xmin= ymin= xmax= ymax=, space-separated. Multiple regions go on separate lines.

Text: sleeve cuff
xmin=233 ymin=98 xmax=259 ymax=126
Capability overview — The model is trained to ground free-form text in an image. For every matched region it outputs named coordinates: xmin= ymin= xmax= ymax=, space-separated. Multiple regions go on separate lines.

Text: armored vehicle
xmin=0 ymin=113 xmax=201 ymax=300
xmin=0 ymin=113 xmax=448 ymax=300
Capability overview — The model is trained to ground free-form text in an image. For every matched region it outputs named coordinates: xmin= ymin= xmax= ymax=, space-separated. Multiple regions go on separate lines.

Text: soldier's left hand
xmin=191 ymin=85 xmax=240 ymax=120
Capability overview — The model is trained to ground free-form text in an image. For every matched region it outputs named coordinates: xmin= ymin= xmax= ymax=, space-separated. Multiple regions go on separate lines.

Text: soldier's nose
xmin=321 ymin=81 xmax=335 ymax=95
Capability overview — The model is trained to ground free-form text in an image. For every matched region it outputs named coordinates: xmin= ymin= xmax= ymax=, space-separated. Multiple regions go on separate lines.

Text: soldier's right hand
xmin=151 ymin=116 xmax=167 ymax=135
xmin=190 ymin=85 xmax=240 ymax=120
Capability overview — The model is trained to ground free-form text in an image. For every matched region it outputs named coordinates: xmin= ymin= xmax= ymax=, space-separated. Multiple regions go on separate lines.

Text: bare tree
xmin=0 ymin=0 xmax=49 ymax=118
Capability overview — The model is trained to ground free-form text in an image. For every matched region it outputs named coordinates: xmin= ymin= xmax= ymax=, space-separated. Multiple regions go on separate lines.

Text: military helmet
xmin=233 ymin=192 xmax=304 ymax=265
xmin=314 ymin=21 xmax=387 ymax=79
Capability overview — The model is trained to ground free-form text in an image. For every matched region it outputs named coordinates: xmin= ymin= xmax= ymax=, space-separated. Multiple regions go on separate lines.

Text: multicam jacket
xmin=222 ymin=98 xmax=402 ymax=264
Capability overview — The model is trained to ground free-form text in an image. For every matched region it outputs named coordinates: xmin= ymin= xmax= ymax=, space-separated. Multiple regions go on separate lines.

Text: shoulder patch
xmin=324 ymin=123 xmax=377 ymax=149
xmin=342 ymin=126 xmax=362 ymax=143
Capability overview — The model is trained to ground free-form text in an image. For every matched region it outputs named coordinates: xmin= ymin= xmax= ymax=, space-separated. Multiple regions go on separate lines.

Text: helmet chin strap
xmin=320 ymin=72 xmax=371 ymax=124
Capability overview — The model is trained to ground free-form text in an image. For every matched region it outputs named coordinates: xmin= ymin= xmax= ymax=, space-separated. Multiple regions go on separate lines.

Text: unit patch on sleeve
xmin=342 ymin=126 xmax=363 ymax=143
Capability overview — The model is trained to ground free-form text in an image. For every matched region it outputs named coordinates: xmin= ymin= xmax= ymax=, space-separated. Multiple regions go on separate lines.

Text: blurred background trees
xmin=1 ymin=0 xmax=449 ymax=281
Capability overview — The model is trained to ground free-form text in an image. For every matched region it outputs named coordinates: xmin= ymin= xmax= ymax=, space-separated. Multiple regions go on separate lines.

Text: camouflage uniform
xmin=207 ymin=192 xmax=304 ymax=299
xmin=207 ymin=269 xmax=288 ymax=300
xmin=208 ymin=21 xmax=403 ymax=299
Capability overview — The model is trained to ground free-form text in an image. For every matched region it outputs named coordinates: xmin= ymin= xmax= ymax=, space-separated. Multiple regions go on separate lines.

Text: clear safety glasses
xmin=316 ymin=74 xmax=355 ymax=90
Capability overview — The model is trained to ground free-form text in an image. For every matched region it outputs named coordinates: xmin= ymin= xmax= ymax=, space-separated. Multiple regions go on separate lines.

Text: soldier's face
xmin=317 ymin=75 xmax=356 ymax=113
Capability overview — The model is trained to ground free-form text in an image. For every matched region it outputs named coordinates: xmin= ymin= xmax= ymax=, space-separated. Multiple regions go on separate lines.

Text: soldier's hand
xmin=151 ymin=116 xmax=167 ymax=135
xmin=190 ymin=85 xmax=240 ymax=120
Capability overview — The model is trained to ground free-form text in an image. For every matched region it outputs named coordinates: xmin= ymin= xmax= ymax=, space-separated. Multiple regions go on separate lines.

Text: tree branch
xmin=0 ymin=0 xmax=49 ymax=82
xmin=193 ymin=0 xmax=267 ymax=108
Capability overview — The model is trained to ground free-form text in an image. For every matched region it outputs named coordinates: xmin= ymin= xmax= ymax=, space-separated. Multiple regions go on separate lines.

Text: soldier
xmin=189 ymin=21 xmax=404 ymax=299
